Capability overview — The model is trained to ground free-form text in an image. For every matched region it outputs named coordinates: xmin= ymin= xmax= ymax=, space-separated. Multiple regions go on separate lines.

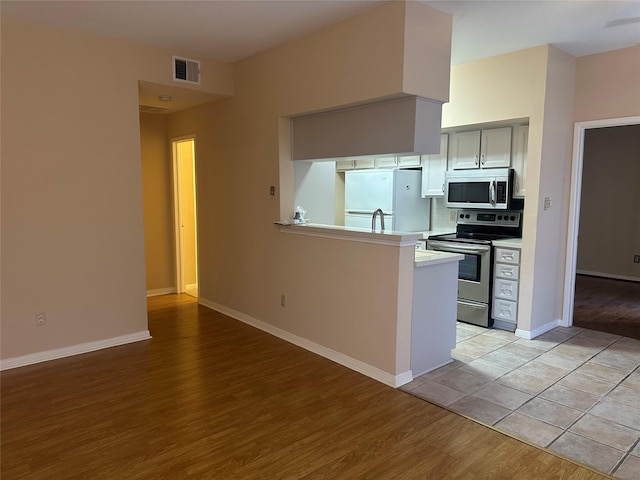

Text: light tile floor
xmin=401 ymin=323 xmax=640 ymax=479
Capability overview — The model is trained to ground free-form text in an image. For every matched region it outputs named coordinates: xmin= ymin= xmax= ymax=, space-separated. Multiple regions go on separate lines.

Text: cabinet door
xmin=421 ymin=134 xmax=448 ymax=197
xmin=374 ymin=156 xmax=397 ymax=168
xmin=495 ymin=263 xmax=519 ymax=280
xmin=494 ymin=278 xmax=519 ymax=301
xmin=397 ymin=155 xmax=421 ymax=168
xmin=512 ymin=125 xmax=528 ymax=198
xmin=450 ymin=130 xmax=481 ymax=169
xmin=336 ymin=159 xmax=354 ymax=171
xmin=495 ymin=247 xmax=520 ymax=265
xmin=480 ymin=127 xmax=512 ymax=168
xmin=493 ymin=298 xmax=518 ymax=323
xmin=354 ymin=158 xmax=375 ymax=169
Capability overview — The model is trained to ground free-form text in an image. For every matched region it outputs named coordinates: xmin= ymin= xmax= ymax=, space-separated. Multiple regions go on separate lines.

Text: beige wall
xmin=444 ymin=45 xmax=639 ymax=334
xmin=140 ymin=113 xmax=174 ymax=292
xmin=577 ymin=125 xmax=640 ymax=279
xmin=527 ymin=46 xmax=576 ymax=333
xmin=1 ymin=2 xmax=451 ymax=377
xmin=443 ymin=45 xmax=572 ymax=334
xmin=574 ymin=46 xmax=640 ymax=122
xmin=1 ymin=15 xmax=232 ymax=360
xmin=164 ymin=1 xmax=451 ymax=376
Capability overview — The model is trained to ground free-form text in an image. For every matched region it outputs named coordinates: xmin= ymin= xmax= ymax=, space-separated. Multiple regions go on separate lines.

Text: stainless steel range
xmin=427 ymin=210 xmax=522 ymax=328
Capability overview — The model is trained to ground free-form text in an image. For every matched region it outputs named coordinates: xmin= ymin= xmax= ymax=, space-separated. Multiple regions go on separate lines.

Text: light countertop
xmin=493 ymin=238 xmax=523 ymax=248
xmin=414 ymin=250 xmax=464 ymax=268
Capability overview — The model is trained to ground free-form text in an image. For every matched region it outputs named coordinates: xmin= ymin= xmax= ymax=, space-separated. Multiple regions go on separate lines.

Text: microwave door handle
xmin=490 ymin=180 xmax=496 ymax=206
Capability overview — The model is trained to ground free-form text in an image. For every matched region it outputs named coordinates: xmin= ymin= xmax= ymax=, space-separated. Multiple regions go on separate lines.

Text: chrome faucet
xmin=371 ymin=208 xmax=385 ymax=231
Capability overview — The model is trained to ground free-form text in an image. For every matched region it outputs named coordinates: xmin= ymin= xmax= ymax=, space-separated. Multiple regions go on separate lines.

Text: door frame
xmin=562 ymin=115 xmax=640 ymax=326
xmin=171 ymin=134 xmax=198 ymax=295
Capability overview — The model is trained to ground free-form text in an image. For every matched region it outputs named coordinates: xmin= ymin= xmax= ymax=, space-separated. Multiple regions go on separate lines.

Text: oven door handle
xmin=428 ymin=241 xmax=491 ymax=255
xmin=458 ymin=300 xmax=487 ymax=309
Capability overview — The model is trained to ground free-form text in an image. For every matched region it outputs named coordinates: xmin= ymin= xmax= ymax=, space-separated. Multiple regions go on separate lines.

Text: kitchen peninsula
xmin=279 ymin=223 xmax=462 ymax=386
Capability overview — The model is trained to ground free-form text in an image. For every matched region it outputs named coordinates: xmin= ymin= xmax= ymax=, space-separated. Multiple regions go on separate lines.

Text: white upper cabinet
xmin=511 ymin=125 xmax=528 ymax=198
xmin=480 ymin=127 xmax=512 ymax=168
xmin=397 ymin=155 xmax=421 ymax=168
xmin=374 ymin=156 xmax=397 ymax=168
xmin=421 ymin=134 xmax=448 ymax=197
xmin=354 ymin=157 xmax=375 ymax=169
xmin=336 ymin=159 xmax=355 ymax=171
xmin=449 ymin=130 xmax=481 ymax=169
xmin=450 ymin=127 xmax=512 ymax=170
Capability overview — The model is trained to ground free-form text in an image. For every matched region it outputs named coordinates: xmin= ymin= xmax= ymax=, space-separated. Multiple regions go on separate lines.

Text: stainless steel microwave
xmin=444 ymin=168 xmax=514 ymax=210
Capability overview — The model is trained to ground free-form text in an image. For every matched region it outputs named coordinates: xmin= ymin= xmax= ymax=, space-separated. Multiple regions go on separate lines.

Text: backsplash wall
xmin=430 ymin=197 xmax=456 ymax=232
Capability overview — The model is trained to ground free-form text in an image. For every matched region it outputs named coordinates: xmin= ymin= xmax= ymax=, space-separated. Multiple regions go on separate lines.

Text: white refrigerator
xmin=344 ymin=169 xmax=430 ymax=231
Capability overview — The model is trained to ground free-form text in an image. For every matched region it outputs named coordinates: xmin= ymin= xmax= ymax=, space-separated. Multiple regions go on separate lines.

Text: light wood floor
xmin=2 ymin=295 xmax=610 ymax=479
xmin=574 ymin=274 xmax=640 ymax=340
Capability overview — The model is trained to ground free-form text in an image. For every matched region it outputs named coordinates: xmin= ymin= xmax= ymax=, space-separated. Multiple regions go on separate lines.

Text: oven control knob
xmin=498 ymin=215 xmax=503 ymax=220
xmin=510 ymin=215 xmax=516 ymax=221
xmin=459 ymin=214 xmax=464 ymax=219
xmin=465 ymin=214 xmax=470 ymax=219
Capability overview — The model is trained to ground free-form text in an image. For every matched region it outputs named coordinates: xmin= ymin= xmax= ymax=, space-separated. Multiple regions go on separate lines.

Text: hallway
xmin=573 ymin=274 xmax=640 ymax=340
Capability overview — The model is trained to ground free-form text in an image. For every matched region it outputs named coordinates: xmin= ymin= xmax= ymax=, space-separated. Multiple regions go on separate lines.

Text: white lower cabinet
xmin=492 ymin=246 xmax=521 ymax=331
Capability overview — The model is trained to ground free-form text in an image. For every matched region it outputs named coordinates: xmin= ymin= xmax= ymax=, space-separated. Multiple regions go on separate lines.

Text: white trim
xmin=280 ymin=223 xmax=421 ymax=247
xmin=171 ymin=134 xmax=199 ymax=295
xmin=563 ymin=115 xmax=640 ymax=327
xmin=0 ymin=331 xmax=151 ymax=371
xmin=198 ymin=297 xmax=410 ymax=388
xmin=515 ymin=319 xmax=559 ymax=340
xmin=576 ymin=270 xmax=640 ymax=283
xmin=147 ymin=287 xmax=177 ymax=297
xmin=411 ymin=359 xmax=453 ymax=380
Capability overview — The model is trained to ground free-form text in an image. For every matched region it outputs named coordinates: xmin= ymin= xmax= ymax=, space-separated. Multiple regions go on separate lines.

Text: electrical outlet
xmin=35 ymin=311 xmax=46 ymax=326
xmin=450 ymin=210 xmax=457 ymax=221
xmin=634 ymin=255 xmax=640 ymax=264
xmin=280 ymin=295 xmax=286 ymax=308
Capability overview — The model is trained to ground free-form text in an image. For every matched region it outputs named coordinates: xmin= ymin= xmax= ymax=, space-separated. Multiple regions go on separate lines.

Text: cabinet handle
xmin=481 ymin=154 xmax=486 ymax=165
xmin=475 ymin=154 xmax=479 ymax=166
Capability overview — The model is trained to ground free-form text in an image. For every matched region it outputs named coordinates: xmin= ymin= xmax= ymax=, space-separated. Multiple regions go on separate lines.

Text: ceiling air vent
xmin=173 ymin=56 xmax=201 ymax=84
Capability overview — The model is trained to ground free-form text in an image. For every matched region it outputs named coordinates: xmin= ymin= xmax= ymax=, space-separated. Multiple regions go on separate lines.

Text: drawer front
xmin=492 ymin=298 xmax=518 ymax=322
xmin=495 ymin=247 xmax=520 ymax=265
xmin=495 ymin=263 xmax=519 ymax=280
xmin=494 ymin=278 xmax=519 ymax=301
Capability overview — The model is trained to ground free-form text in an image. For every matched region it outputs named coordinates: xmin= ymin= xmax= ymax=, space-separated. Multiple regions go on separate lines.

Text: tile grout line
xmin=610 ymin=437 xmax=640 ymax=477
xmin=438 ymin=326 xmax=640 ymax=472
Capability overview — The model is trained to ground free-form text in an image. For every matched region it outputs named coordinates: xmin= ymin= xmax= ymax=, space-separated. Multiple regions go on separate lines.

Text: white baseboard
xmin=147 ymin=287 xmax=177 ymax=297
xmin=411 ymin=358 xmax=453 ymax=380
xmin=198 ymin=297 xmax=410 ymax=388
xmin=0 ymin=331 xmax=152 ymax=371
xmin=515 ymin=319 xmax=560 ymax=340
xmin=576 ymin=270 xmax=639 ymax=283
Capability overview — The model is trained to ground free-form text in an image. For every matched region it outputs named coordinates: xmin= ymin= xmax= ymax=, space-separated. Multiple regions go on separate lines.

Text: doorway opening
xmin=563 ymin=116 xmax=640 ymax=335
xmin=172 ymin=136 xmax=199 ymax=298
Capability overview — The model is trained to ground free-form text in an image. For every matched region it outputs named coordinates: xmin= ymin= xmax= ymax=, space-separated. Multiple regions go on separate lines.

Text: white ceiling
xmin=3 ymin=0 xmax=639 ymax=111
